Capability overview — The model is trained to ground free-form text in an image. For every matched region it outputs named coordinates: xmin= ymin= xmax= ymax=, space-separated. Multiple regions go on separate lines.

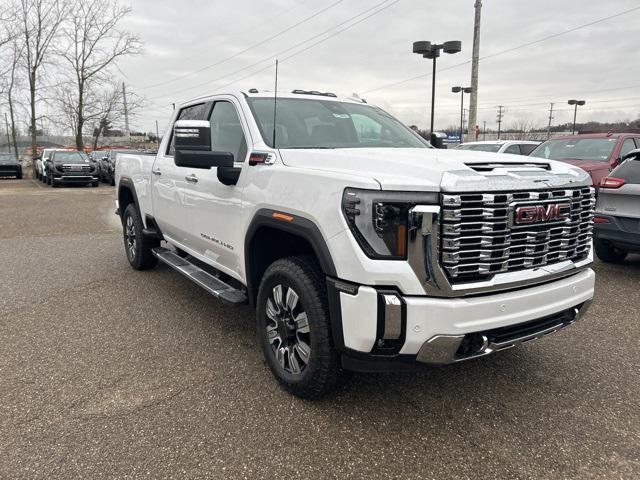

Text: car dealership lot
xmin=1 ymin=179 xmax=638 ymax=479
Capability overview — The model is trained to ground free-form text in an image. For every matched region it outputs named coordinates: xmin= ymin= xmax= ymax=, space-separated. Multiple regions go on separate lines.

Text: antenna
xmin=272 ymin=60 xmax=278 ymax=148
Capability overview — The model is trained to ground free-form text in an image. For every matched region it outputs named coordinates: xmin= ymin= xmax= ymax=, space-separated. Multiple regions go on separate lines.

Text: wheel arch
xmin=117 ymin=178 xmax=141 ymax=223
xmin=245 ymin=209 xmax=337 ymax=308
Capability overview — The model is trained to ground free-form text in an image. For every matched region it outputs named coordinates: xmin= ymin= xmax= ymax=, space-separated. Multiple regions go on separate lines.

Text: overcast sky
xmin=117 ymin=0 xmax=640 ymax=135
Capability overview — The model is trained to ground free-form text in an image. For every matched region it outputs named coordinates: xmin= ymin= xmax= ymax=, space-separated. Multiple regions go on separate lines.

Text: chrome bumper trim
xmin=415 ymin=299 xmax=592 ymax=365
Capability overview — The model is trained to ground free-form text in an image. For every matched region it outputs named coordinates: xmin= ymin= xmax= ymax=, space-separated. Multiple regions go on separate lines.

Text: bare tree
xmin=61 ymin=0 xmax=140 ymax=150
xmin=5 ymin=41 xmax=23 ymax=157
xmin=15 ymin=0 xmax=66 ymax=158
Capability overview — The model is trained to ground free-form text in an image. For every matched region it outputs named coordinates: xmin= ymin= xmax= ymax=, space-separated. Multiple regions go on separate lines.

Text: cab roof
xmin=185 ymin=89 xmax=366 ymax=106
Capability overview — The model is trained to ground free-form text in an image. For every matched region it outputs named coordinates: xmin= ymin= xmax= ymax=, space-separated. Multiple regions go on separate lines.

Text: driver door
xmin=182 ymin=99 xmax=249 ymax=277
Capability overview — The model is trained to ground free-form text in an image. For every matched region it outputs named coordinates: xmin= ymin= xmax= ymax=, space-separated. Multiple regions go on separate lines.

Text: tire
xmin=595 ymin=238 xmax=627 ymax=264
xmin=92 ymin=181 xmax=99 ymax=187
xmin=122 ymin=203 xmax=159 ymax=270
xmin=110 ymin=176 xmax=115 ymax=186
xmin=17 ymin=172 xmax=22 ymax=179
xmin=256 ymin=256 xmax=340 ymax=399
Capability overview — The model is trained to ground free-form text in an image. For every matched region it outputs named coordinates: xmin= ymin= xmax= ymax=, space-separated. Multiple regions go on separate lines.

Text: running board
xmin=152 ymin=247 xmax=247 ymax=305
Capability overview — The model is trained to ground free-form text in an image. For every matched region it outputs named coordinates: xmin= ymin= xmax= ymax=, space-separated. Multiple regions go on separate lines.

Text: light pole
xmin=413 ymin=40 xmax=462 ymax=135
xmin=567 ymin=99 xmax=586 ymax=135
xmin=452 ymin=86 xmax=472 ymax=143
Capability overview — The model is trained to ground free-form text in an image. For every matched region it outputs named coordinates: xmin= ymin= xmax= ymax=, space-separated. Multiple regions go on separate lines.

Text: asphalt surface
xmin=1 ymin=178 xmax=638 ymax=479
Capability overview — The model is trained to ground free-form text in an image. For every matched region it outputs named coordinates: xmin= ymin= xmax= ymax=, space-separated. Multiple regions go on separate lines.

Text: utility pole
xmin=483 ymin=120 xmax=486 ymax=140
xmin=467 ymin=0 xmax=482 ymax=137
xmin=496 ymin=105 xmax=504 ymax=140
xmin=4 ymin=113 xmax=10 ymax=153
xmin=122 ymin=82 xmax=130 ymax=141
xmin=546 ymin=103 xmax=554 ymax=139
xmin=155 ymin=120 xmax=160 ymax=147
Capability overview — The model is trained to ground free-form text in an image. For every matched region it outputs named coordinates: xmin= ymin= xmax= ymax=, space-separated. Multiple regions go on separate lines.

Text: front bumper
xmin=52 ymin=174 xmax=99 ymax=184
xmin=595 ymin=214 xmax=640 ymax=252
xmin=0 ymin=166 xmax=21 ymax=177
xmin=329 ymin=268 xmax=595 ymax=372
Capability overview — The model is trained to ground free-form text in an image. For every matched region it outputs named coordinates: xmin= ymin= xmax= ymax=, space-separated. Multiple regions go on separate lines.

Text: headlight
xmin=342 ymin=188 xmax=438 ymax=260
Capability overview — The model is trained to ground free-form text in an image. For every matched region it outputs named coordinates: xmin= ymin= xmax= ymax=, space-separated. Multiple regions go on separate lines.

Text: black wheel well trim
xmin=244 ymin=209 xmax=337 ymax=307
xmin=117 ymin=178 xmax=142 ymax=222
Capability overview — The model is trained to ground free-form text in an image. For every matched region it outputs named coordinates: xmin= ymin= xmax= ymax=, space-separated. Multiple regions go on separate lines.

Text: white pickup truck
xmin=116 ymin=89 xmax=595 ymax=398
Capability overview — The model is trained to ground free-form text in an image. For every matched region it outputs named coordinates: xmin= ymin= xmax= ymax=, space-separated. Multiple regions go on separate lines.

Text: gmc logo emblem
xmin=514 ymin=203 xmax=571 ymax=225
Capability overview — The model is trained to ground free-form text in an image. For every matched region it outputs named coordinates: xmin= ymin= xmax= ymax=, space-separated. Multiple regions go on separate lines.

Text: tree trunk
xmin=29 ymin=70 xmax=37 ymax=159
xmin=75 ymin=83 xmax=85 ymax=150
xmin=92 ymin=123 xmax=104 ymax=150
xmin=7 ymin=54 xmax=19 ymax=158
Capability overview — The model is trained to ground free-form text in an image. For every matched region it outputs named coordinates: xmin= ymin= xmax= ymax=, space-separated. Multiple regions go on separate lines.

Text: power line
xmin=138 ymin=0 xmax=345 ymax=90
xmin=362 ymin=5 xmax=640 ymax=95
xmin=149 ymin=0 xmax=400 ymax=103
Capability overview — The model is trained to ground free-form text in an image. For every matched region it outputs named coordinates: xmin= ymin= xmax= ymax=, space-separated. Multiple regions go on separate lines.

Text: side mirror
xmin=622 ymin=149 xmax=640 ymax=162
xmin=174 ymin=120 xmax=211 ymax=151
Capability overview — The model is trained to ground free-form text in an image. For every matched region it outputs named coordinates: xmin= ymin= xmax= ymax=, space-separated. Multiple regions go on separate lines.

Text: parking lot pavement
xmin=0 ymin=178 xmax=638 ymax=479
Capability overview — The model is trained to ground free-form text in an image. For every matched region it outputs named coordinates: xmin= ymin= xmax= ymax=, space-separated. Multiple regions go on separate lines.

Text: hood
xmin=53 ymin=157 xmax=89 ymax=165
xmin=279 ymin=148 xmax=589 ymax=191
xmin=554 ymin=158 xmax=611 ymax=173
xmin=0 ymin=158 xmax=19 ymax=166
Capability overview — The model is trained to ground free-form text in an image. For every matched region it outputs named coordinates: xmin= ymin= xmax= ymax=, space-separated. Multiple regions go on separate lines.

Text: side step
xmin=152 ymin=247 xmax=247 ymax=305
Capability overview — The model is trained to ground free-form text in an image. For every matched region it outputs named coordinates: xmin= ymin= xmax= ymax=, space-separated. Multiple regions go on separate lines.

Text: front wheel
xmin=595 ymin=238 xmax=627 ymax=264
xmin=122 ymin=203 xmax=159 ymax=270
xmin=256 ymin=256 xmax=340 ymax=399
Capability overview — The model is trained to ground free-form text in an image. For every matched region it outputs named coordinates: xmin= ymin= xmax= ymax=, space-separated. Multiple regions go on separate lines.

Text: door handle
xmin=152 ymin=169 xmax=162 ymax=176
xmin=185 ymin=174 xmax=198 ymax=183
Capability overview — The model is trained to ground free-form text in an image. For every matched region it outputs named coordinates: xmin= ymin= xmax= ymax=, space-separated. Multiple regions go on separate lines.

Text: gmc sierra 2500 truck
xmin=116 ymin=89 xmax=595 ymax=398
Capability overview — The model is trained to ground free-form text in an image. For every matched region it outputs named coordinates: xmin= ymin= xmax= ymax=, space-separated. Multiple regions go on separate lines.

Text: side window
xmin=167 ymin=103 xmax=208 ymax=156
xmin=519 ymin=144 xmax=537 ymax=155
xmin=209 ymin=101 xmax=247 ymax=162
xmin=504 ymin=144 xmax=521 ymax=155
xmin=619 ymin=138 xmax=637 ymax=159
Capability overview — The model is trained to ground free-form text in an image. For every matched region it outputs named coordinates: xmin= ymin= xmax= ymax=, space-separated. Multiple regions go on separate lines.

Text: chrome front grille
xmin=441 ymin=187 xmax=595 ymax=282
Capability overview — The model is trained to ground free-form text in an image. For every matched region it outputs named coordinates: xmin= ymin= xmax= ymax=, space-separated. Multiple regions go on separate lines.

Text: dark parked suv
xmin=594 ymin=149 xmax=640 ymax=263
xmin=0 ymin=153 xmax=22 ymax=179
xmin=45 ymin=150 xmax=99 ymax=187
xmin=99 ymin=149 xmax=132 ymax=185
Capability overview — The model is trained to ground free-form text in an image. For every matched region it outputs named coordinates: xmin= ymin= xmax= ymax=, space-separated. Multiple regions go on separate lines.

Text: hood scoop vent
xmin=465 ymin=162 xmax=550 ymax=172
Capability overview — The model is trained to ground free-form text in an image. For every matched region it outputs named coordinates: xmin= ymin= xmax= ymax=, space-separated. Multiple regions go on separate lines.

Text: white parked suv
xmin=456 ymin=140 xmax=541 ymax=156
xmin=116 ymin=89 xmax=595 ymax=398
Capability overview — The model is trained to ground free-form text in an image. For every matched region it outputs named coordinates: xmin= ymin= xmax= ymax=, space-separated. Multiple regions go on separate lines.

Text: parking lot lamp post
xmin=452 ymin=86 xmax=472 ymax=143
xmin=413 ymin=40 xmax=462 ymax=135
xmin=568 ymin=99 xmax=586 ymax=135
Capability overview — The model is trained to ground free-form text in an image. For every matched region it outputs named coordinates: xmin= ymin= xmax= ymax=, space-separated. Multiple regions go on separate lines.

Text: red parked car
xmin=529 ymin=133 xmax=640 ymax=187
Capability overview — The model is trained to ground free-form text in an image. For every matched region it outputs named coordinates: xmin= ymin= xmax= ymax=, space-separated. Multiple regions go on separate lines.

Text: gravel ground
xmin=1 ymin=179 xmax=638 ymax=479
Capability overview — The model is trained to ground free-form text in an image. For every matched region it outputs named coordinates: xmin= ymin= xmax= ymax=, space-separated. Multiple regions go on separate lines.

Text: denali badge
xmin=514 ymin=203 xmax=571 ymax=225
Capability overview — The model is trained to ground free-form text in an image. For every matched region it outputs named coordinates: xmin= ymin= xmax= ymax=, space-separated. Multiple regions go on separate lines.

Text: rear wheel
xmin=256 ymin=256 xmax=340 ymax=399
xmin=122 ymin=203 xmax=159 ymax=270
xmin=595 ymin=238 xmax=627 ymax=264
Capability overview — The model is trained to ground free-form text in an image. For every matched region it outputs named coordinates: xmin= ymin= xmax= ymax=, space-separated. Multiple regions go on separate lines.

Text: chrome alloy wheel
xmin=265 ymin=284 xmax=311 ymax=375
xmin=124 ymin=215 xmax=137 ymax=260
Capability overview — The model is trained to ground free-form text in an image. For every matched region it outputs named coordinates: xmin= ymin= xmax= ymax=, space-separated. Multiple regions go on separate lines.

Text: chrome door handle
xmin=185 ymin=174 xmax=198 ymax=183
xmin=152 ymin=169 xmax=162 ymax=176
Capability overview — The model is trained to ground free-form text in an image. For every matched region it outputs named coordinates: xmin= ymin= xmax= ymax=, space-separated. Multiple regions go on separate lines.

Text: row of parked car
xmin=457 ymin=132 xmax=640 ymax=187
xmin=33 ymin=148 xmax=139 ymax=187
xmin=458 ymin=134 xmax=640 ymax=264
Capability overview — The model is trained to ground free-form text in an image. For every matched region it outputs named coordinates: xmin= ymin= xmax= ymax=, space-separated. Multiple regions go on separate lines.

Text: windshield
xmin=530 ymin=138 xmax=616 ymax=162
xmin=53 ymin=151 xmax=89 ymax=163
xmin=456 ymin=143 xmax=501 ymax=153
xmin=246 ymin=97 xmax=430 ymax=149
